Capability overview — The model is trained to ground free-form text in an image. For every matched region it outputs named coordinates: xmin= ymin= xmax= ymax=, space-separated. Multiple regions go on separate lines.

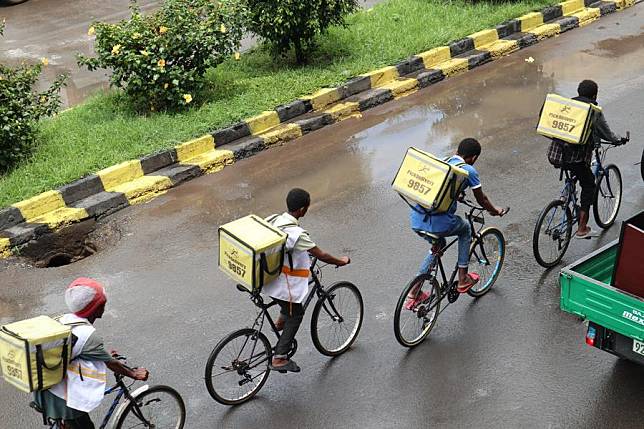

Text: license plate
xmin=633 ymin=339 xmax=644 ymax=356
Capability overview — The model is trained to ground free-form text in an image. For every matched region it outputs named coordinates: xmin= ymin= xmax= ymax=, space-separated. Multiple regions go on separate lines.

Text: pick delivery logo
xmin=560 ymin=105 xmax=572 ymax=114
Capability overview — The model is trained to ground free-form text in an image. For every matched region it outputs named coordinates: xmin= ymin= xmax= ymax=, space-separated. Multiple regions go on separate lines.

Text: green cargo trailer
xmin=560 ymin=240 xmax=644 ymax=365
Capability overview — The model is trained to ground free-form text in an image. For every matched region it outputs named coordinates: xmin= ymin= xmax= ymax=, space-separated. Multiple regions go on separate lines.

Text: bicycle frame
xmin=44 ymin=376 xmax=151 ymax=429
xmin=419 ymin=202 xmax=493 ymax=308
xmin=249 ymin=259 xmax=341 ymax=335
xmin=232 ymin=259 xmax=343 ymax=366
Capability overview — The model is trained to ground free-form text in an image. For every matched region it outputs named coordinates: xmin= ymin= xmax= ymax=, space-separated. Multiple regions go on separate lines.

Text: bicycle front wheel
xmin=393 ymin=274 xmax=441 ymax=348
xmin=533 ymin=200 xmax=573 ymax=268
xmin=467 ymin=227 xmax=505 ymax=297
xmin=593 ymin=164 xmax=622 ymax=229
xmin=204 ymin=328 xmax=271 ymax=406
xmin=114 ymin=385 xmax=185 ymax=429
xmin=311 ymin=281 xmax=364 ymax=357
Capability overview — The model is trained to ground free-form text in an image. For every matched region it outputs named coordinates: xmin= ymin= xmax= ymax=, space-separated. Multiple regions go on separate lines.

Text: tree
xmin=247 ymin=0 xmax=358 ymax=64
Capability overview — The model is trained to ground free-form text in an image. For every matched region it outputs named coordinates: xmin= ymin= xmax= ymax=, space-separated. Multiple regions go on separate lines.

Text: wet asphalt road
xmin=2 ymin=6 xmax=644 ymax=428
xmin=0 ymin=0 xmax=382 ymax=106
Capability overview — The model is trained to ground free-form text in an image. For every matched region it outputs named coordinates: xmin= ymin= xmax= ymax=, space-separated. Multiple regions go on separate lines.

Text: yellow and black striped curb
xmin=0 ymin=0 xmax=635 ymax=259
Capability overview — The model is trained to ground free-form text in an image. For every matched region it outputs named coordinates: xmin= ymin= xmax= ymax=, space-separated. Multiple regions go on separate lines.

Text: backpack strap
xmin=265 ymin=215 xmax=299 ymax=270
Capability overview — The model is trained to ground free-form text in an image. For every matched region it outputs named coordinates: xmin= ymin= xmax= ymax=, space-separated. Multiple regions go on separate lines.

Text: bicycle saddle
xmin=415 ymin=229 xmax=440 ymax=242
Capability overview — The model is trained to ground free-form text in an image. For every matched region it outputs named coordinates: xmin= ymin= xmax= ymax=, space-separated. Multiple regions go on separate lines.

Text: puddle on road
xmin=586 ymin=33 xmax=644 ymax=58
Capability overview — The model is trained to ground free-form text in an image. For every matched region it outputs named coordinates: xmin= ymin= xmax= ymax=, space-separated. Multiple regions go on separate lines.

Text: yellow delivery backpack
xmin=537 ymin=93 xmax=601 ymax=144
xmin=0 ymin=315 xmax=73 ymax=393
xmin=392 ymin=148 xmax=469 ymax=213
xmin=218 ymin=214 xmax=288 ymax=292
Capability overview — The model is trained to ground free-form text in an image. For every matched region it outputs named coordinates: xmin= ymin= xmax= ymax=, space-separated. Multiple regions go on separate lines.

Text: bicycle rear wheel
xmin=115 ymin=385 xmax=185 ymax=429
xmin=593 ymin=164 xmax=622 ymax=229
xmin=311 ymin=281 xmax=364 ymax=357
xmin=393 ymin=274 xmax=441 ymax=347
xmin=204 ymin=328 xmax=271 ymax=405
xmin=467 ymin=227 xmax=505 ymax=297
xmin=533 ymin=200 xmax=573 ymax=268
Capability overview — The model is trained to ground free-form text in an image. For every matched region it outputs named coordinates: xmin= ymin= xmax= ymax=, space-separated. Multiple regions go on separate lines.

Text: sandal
xmin=575 ymin=227 xmax=599 ymax=239
xmin=269 ymin=359 xmax=301 ymax=373
xmin=457 ymin=273 xmax=480 ymax=293
xmin=404 ymin=291 xmax=431 ymax=310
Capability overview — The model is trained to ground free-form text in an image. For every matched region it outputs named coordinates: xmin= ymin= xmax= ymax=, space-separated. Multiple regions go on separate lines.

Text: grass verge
xmin=0 ymin=0 xmax=555 ymax=208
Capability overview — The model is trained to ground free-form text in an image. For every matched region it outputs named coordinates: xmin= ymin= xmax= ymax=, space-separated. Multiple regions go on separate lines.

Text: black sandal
xmin=269 ymin=359 xmax=301 ymax=373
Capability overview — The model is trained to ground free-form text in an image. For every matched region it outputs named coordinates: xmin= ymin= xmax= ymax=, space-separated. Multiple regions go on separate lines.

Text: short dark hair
xmin=578 ymin=80 xmax=598 ymax=99
xmin=457 ymin=138 xmax=481 ymax=158
xmin=287 ymin=188 xmax=310 ymax=211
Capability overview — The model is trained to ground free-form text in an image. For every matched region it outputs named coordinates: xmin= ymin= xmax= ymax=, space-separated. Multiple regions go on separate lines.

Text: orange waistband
xmin=282 ymin=266 xmax=310 ymax=278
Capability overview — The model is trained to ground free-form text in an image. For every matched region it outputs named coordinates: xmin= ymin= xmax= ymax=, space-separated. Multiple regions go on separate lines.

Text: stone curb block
xmin=0 ymin=0 xmax=633 ymax=259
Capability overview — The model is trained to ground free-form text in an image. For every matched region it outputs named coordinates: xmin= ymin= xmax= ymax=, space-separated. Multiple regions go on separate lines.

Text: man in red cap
xmin=34 ymin=278 xmax=148 ymax=429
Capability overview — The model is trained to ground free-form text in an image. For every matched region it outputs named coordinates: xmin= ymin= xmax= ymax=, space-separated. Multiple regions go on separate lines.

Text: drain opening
xmin=17 ymin=219 xmax=107 ymax=268
xmin=46 ymin=253 xmax=73 ymax=268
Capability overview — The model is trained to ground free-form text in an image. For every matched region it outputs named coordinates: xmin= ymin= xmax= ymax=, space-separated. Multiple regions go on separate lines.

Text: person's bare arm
xmin=472 ymin=188 xmax=504 ymax=216
xmin=308 ymin=247 xmax=350 ymax=266
xmin=106 ymin=359 xmax=149 ymax=381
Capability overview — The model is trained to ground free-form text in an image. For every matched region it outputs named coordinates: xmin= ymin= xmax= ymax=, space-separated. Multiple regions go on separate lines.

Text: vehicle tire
xmin=467 ymin=227 xmax=505 ymax=298
xmin=640 ymin=147 xmax=644 ymax=182
xmin=204 ymin=328 xmax=271 ymax=406
xmin=393 ymin=274 xmax=441 ymax=348
xmin=311 ymin=281 xmax=364 ymax=357
xmin=533 ymin=200 xmax=573 ymax=268
xmin=114 ymin=385 xmax=185 ymax=429
xmin=593 ymin=164 xmax=622 ymax=229
xmin=0 ymin=0 xmax=30 ymax=6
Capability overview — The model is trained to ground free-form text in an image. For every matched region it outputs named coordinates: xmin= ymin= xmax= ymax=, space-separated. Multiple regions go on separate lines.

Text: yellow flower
xmin=220 ymin=23 xmax=227 ymax=33
xmin=140 ymin=50 xmax=149 ymax=57
xmin=164 ymin=83 xmax=169 ymax=89
xmin=111 ymin=44 xmax=122 ymax=55
xmin=87 ymin=26 xmax=95 ymax=36
xmin=41 ymin=57 xmax=49 ymax=66
xmin=183 ymin=94 xmax=193 ymax=104
xmin=39 ymin=96 xmax=47 ymax=103
xmin=159 ymin=26 xmax=168 ymax=34
xmin=234 ymin=52 xmax=240 ymax=61
xmin=157 ymin=58 xmax=166 ymax=68
xmin=132 ymin=32 xmax=141 ymax=39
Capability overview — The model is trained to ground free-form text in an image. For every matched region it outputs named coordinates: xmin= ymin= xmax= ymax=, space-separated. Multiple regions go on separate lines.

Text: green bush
xmin=0 ymin=22 xmax=66 ymax=173
xmin=78 ymin=0 xmax=246 ymax=112
xmin=247 ymin=0 xmax=359 ymax=63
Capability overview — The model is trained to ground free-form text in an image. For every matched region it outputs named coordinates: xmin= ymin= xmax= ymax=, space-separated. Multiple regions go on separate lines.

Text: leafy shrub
xmin=78 ymin=0 xmax=246 ymax=112
xmin=247 ymin=0 xmax=358 ymax=63
xmin=0 ymin=22 xmax=66 ymax=173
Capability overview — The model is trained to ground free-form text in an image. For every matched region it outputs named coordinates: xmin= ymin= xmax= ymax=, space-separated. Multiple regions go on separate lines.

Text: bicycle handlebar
xmin=461 ymin=198 xmax=509 ymax=218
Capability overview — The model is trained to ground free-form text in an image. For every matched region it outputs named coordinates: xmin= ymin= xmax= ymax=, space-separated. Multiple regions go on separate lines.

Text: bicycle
xmin=393 ymin=199 xmax=508 ymax=348
xmin=532 ymin=134 xmax=629 ymax=268
xmin=31 ymin=355 xmax=186 ymax=429
xmin=204 ymin=258 xmax=363 ymax=405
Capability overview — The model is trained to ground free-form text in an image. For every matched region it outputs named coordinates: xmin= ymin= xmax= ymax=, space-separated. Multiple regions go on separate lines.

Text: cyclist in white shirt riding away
xmin=263 ymin=188 xmax=350 ymax=373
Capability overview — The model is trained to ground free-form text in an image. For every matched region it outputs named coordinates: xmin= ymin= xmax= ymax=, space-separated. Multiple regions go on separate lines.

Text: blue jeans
xmin=416 ymin=216 xmax=472 ymax=274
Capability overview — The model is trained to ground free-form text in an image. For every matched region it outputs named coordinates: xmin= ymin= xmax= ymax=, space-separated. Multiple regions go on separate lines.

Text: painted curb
xmin=0 ymin=0 xmax=636 ymax=259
